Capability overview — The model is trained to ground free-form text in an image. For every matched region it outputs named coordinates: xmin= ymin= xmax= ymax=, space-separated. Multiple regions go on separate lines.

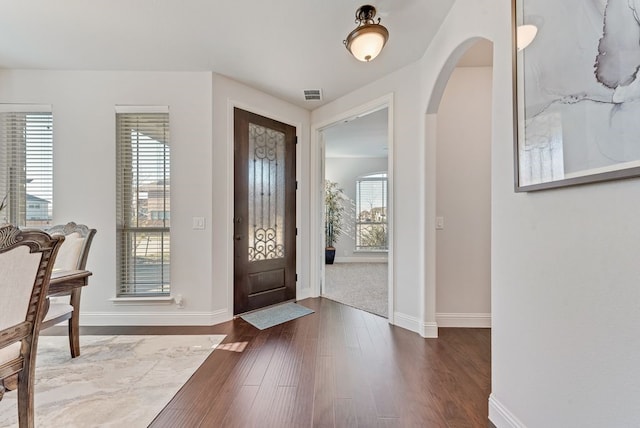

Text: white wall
xmin=436 ymin=66 xmax=492 ymax=327
xmin=0 ymin=70 xmax=311 ymax=325
xmin=312 ymin=65 xmax=427 ymax=334
xmin=427 ymin=0 xmax=640 ymax=426
xmin=325 ymin=156 xmax=388 ymax=262
xmin=210 ymin=73 xmax=312 ymax=306
xmin=0 ymin=70 xmax=215 ymax=324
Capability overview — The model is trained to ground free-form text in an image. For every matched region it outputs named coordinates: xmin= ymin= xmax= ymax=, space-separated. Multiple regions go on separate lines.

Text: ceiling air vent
xmin=303 ymin=89 xmax=323 ymax=101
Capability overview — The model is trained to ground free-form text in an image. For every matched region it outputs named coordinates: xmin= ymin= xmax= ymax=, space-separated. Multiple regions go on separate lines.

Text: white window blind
xmin=116 ymin=109 xmax=170 ymax=297
xmin=356 ymin=172 xmax=388 ymax=251
xmin=0 ymin=109 xmax=53 ymax=227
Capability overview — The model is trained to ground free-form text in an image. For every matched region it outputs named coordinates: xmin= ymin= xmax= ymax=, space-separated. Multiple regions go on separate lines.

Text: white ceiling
xmin=324 ymin=108 xmax=388 ymax=158
xmin=322 ymin=39 xmax=493 ymax=159
xmin=0 ymin=0 xmax=455 ymax=109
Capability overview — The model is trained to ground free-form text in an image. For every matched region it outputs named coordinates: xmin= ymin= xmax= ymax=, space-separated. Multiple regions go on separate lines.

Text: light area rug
xmin=0 ymin=334 xmax=225 ymax=428
xmin=324 ymin=262 xmax=388 ymax=317
xmin=241 ymin=302 xmax=314 ymax=330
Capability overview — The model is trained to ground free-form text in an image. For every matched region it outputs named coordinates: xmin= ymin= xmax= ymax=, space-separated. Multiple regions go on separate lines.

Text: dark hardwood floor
xmin=49 ymin=298 xmax=491 ymax=427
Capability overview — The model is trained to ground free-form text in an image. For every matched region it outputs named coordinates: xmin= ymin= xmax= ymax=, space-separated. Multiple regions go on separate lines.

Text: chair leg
xmin=68 ymin=289 xmax=82 ymax=358
xmin=17 ymin=362 xmax=35 ymax=428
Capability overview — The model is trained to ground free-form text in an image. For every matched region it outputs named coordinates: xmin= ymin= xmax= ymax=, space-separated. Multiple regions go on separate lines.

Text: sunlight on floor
xmin=216 ymin=341 xmax=249 ymax=353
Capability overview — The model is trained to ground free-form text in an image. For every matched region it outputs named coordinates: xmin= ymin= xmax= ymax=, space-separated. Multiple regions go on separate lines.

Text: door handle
xmin=234 ymin=235 xmax=242 ymax=241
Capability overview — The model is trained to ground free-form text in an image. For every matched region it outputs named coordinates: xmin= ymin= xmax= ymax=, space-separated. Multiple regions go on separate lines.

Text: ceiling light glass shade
xmin=345 ymin=24 xmax=389 ymax=62
xmin=517 ymin=24 xmax=538 ymax=51
xmin=344 ymin=5 xmax=389 ymax=62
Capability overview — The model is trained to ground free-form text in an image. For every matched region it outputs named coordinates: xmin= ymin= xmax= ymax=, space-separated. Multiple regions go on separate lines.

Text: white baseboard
xmin=393 ymin=311 xmax=420 ymax=334
xmin=393 ymin=312 xmax=438 ymax=338
xmin=489 ymin=394 xmax=527 ymax=428
xmin=80 ymin=308 xmax=230 ymax=326
xmin=333 ymin=257 xmax=388 ymax=263
xmin=436 ymin=312 xmax=491 ymax=328
xmin=296 ymin=287 xmax=315 ymax=301
xmin=421 ymin=321 xmax=438 ymax=338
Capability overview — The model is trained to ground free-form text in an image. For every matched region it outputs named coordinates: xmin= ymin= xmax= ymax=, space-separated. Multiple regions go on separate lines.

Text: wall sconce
xmin=344 ymin=5 xmax=389 ymax=62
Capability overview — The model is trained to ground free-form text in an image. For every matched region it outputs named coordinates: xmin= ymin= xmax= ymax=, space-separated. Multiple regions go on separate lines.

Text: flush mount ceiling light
xmin=344 ymin=5 xmax=389 ymax=62
xmin=517 ymin=24 xmax=538 ymax=51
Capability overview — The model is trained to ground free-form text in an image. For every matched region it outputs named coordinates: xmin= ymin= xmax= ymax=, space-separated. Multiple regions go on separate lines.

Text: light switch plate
xmin=192 ymin=217 xmax=205 ymax=230
xmin=436 ymin=216 xmax=444 ymax=230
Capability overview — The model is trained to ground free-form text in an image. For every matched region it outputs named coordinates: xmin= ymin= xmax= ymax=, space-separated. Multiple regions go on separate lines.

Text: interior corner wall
xmin=427 ymin=0 xmax=640 ymax=426
xmin=312 ymin=63 xmax=425 ymax=332
xmin=0 ymin=70 xmax=215 ymax=325
xmin=436 ymin=66 xmax=492 ymax=324
xmin=0 ymin=70 xmax=311 ymax=327
xmin=210 ymin=73 xmax=312 ymax=307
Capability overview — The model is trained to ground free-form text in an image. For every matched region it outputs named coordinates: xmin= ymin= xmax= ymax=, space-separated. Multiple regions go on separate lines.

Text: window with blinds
xmin=116 ymin=108 xmax=170 ymax=297
xmin=355 ymin=172 xmax=388 ymax=251
xmin=0 ymin=109 xmax=53 ymax=227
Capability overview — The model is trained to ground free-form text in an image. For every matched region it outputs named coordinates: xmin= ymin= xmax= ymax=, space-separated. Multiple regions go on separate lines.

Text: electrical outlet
xmin=174 ymin=294 xmax=184 ymax=308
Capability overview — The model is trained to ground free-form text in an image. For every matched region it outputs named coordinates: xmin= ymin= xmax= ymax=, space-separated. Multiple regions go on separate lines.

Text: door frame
xmin=225 ymin=100 xmax=303 ymax=317
xmin=232 ymin=108 xmax=297 ymax=315
xmin=309 ymin=93 xmax=395 ymax=323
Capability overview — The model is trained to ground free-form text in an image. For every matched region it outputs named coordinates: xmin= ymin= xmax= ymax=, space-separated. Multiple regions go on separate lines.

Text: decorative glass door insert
xmin=247 ymin=123 xmax=286 ymax=262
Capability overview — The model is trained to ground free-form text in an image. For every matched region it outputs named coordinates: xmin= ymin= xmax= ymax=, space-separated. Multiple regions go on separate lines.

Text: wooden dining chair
xmin=40 ymin=222 xmax=96 ymax=358
xmin=0 ymin=225 xmax=64 ymax=428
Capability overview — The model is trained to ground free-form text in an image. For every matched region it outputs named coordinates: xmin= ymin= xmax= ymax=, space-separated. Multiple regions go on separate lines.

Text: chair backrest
xmin=0 ymin=225 xmax=64 ymax=336
xmin=47 ymin=222 xmax=96 ymax=271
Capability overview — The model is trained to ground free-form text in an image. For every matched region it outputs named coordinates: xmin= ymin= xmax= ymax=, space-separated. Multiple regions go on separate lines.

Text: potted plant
xmin=325 ymin=180 xmax=346 ymax=264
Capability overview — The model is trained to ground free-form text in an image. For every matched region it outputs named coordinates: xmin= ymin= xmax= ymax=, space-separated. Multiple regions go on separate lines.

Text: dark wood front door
xmin=233 ymin=108 xmax=296 ymax=315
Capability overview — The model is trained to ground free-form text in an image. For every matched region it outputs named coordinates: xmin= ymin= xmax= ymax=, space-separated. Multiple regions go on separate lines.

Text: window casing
xmin=116 ymin=109 xmax=170 ymax=297
xmin=0 ymin=108 xmax=53 ymax=227
xmin=355 ymin=172 xmax=388 ymax=251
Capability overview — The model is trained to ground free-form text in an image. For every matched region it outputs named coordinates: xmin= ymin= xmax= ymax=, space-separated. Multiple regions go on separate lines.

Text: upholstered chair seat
xmin=0 ymin=225 xmax=64 ymax=427
xmin=40 ymin=223 xmax=96 ymax=358
xmin=42 ymin=302 xmax=74 ymax=321
xmin=42 ymin=231 xmax=84 ymax=322
xmin=0 ymin=343 xmax=22 ymax=366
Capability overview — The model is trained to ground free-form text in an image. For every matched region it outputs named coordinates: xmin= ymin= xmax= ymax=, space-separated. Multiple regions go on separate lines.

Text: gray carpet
xmin=324 ymin=262 xmax=388 ymax=317
xmin=241 ymin=302 xmax=314 ymax=329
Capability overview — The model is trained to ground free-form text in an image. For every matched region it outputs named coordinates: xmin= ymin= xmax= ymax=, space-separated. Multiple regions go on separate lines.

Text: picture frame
xmin=513 ymin=0 xmax=640 ymax=192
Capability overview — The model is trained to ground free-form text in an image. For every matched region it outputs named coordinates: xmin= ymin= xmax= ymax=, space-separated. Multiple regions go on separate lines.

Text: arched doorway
xmin=425 ymin=38 xmax=494 ymax=335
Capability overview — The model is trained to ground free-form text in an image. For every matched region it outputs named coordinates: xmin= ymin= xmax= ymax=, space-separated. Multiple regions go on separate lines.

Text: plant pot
xmin=325 ymin=247 xmax=336 ymax=264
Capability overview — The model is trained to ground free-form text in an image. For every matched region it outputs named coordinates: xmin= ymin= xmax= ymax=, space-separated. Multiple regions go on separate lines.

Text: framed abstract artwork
xmin=513 ymin=0 xmax=640 ymax=191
